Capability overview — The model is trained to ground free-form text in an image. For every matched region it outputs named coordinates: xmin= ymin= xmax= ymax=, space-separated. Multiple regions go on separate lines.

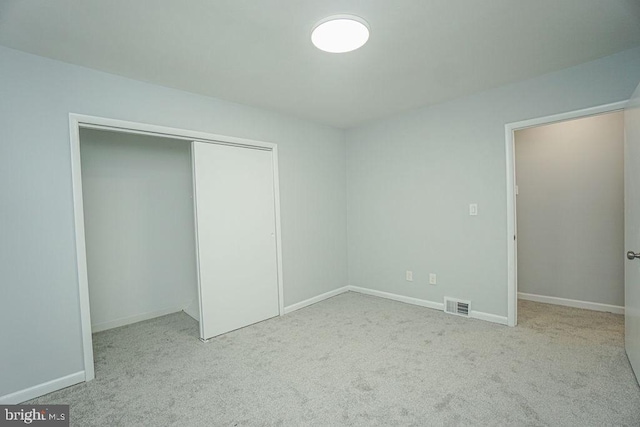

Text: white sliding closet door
xmin=191 ymin=141 xmax=279 ymax=341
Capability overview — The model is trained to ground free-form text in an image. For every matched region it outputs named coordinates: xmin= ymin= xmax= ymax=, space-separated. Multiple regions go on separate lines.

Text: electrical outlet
xmin=429 ymin=273 xmax=437 ymax=285
xmin=469 ymin=203 xmax=478 ymax=216
xmin=406 ymin=270 xmax=413 ymax=282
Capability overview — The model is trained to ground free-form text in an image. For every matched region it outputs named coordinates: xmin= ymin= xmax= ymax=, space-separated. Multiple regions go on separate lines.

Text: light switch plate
xmin=469 ymin=203 xmax=478 ymax=216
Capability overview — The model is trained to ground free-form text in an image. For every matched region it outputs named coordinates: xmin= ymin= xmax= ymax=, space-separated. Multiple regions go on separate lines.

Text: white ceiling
xmin=1 ymin=1 xmax=639 ymax=128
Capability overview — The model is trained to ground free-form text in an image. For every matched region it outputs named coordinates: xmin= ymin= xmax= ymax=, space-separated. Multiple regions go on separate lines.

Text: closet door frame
xmin=68 ymin=113 xmax=285 ymax=383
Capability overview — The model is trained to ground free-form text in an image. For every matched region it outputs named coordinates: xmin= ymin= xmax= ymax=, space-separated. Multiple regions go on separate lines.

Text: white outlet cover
xmin=429 ymin=273 xmax=437 ymax=285
xmin=406 ymin=270 xmax=413 ymax=281
xmin=469 ymin=203 xmax=478 ymax=216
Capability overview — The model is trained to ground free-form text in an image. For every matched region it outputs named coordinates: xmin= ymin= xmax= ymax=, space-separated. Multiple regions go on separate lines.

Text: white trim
xmin=347 ymin=286 xmax=507 ymax=325
xmin=348 ymin=286 xmax=444 ymax=310
xmin=0 ymin=371 xmax=85 ymax=404
xmin=469 ymin=310 xmax=508 ymax=325
xmin=504 ymin=101 xmax=628 ymax=328
xmin=505 ymin=122 xmax=517 ymax=327
xmin=69 ymin=113 xmax=285 ymax=388
xmin=190 ymin=141 xmax=206 ymax=340
xmin=518 ymin=292 xmax=624 ymax=314
xmin=272 ymin=145 xmax=286 ymax=316
xmin=72 ymin=115 xmax=277 ymax=150
xmin=284 ymin=286 xmax=349 ymax=314
xmin=69 ymin=116 xmax=95 ymax=382
xmin=91 ymin=305 xmax=190 ymax=333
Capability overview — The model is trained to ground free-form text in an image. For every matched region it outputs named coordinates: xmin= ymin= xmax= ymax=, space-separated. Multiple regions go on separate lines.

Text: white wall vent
xmin=444 ymin=297 xmax=471 ymax=317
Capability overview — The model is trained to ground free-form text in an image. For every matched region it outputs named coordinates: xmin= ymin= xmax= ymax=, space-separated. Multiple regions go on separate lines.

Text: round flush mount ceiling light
xmin=311 ymin=15 xmax=370 ymax=53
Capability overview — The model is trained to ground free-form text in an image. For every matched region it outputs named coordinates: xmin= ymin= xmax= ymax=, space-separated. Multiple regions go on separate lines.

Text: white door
xmin=192 ymin=141 xmax=280 ymax=341
xmin=625 ymin=82 xmax=640 ymax=382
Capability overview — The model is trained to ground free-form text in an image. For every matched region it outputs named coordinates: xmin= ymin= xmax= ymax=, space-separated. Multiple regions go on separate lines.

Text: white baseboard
xmin=348 ymin=286 xmax=508 ymax=326
xmin=0 ymin=371 xmax=85 ymax=404
xmin=518 ymin=292 xmax=624 ymax=314
xmin=469 ymin=310 xmax=508 ymax=325
xmin=348 ymin=286 xmax=444 ymax=311
xmin=91 ymin=304 xmax=190 ymax=333
xmin=284 ymin=286 xmax=349 ymax=314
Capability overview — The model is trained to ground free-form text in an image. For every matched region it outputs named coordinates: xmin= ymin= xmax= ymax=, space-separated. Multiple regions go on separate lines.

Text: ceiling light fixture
xmin=311 ymin=15 xmax=370 ymax=53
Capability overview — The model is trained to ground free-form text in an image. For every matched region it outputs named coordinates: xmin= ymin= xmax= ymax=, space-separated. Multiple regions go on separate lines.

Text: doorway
xmin=514 ymin=111 xmax=624 ymax=313
xmin=70 ymin=114 xmax=285 ymax=382
xmin=505 ymin=101 xmax=627 ymax=326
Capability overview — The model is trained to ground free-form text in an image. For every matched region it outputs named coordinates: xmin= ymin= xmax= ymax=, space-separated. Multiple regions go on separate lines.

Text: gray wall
xmin=0 ymin=46 xmax=347 ymax=398
xmin=80 ymin=129 xmax=198 ymax=331
xmin=346 ymin=47 xmax=640 ymax=318
xmin=515 ymin=112 xmax=624 ymax=306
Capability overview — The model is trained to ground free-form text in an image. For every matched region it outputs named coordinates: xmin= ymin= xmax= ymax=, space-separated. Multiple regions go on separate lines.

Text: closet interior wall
xmin=79 ymin=128 xmax=199 ymax=332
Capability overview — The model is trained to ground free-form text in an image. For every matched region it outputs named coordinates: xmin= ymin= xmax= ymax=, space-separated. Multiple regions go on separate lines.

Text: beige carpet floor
xmin=29 ymin=292 xmax=640 ymax=426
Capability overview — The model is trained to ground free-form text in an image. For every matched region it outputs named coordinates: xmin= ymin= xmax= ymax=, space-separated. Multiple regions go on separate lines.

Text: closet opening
xmin=80 ymin=128 xmax=200 ymax=327
xmin=80 ymin=127 xmax=201 ymax=381
xmin=70 ymin=114 xmax=285 ymax=382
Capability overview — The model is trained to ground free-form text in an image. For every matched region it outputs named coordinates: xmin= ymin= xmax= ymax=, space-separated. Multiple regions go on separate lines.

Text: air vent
xmin=444 ymin=297 xmax=471 ymax=317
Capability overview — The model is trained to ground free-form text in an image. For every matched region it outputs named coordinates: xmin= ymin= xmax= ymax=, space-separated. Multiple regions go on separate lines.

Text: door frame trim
xmin=69 ymin=113 xmax=286 ymax=381
xmin=504 ymin=101 xmax=628 ymax=327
